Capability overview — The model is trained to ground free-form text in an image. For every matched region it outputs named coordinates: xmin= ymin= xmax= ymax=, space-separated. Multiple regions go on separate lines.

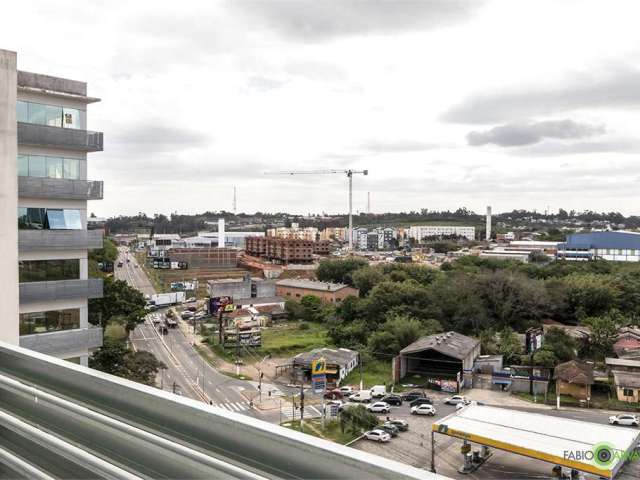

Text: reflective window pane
xmin=45 ymin=105 xmax=62 ymax=127
xmin=28 ymin=102 xmax=46 ymax=124
xmin=17 ymin=101 xmax=28 ymax=122
xmin=63 ymin=209 xmax=83 ymax=229
xmin=18 ymin=207 xmax=46 ymax=230
xmin=46 ymin=157 xmax=64 ymax=178
xmin=17 ymin=155 xmax=29 ymax=177
xmin=19 ymin=309 xmax=80 ymax=336
xmin=28 ymin=155 xmax=46 ymax=177
xmin=45 ymin=209 xmax=66 ymax=229
xmin=19 ymin=259 xmax=79 ymax=283
xmin=63 ymin=158 xmax=80 ymax=179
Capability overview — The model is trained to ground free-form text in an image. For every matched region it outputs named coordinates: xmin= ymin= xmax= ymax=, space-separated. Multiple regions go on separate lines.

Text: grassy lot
xmin=255 ymin=322 xmax=330 ymax=358
xmin=342 ymin=359 xmax=394 ymax=390
xmin=513 ymin=391 xmax=639 ymax=411
xmin=281 ymin=419 xmax=359 ymax=445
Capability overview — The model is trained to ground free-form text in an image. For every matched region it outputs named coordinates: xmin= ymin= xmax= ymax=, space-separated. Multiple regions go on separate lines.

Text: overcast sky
xmin=3 ymin=0 xmax=640 ymax=217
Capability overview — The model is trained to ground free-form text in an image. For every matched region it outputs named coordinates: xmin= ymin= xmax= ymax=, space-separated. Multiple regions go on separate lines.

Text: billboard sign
xmin=311 ymin=358 xmax=327 ymax=394
xmin=209 ymin=296 xmax=233 ymax=314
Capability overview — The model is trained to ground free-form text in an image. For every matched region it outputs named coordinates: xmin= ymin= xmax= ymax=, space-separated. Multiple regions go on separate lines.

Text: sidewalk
xmin=464 ymin=389 xmax=553 ymax=409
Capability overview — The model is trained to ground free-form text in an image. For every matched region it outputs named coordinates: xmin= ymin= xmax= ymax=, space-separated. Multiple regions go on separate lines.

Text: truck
xmin=149 ymin=292 xmax=185 ymax=307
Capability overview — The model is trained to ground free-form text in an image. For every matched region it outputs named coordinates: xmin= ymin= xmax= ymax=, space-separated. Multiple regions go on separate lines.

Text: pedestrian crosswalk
xmin=211 ymin=401 xmax=251 ymax=412
xmin=280 ymin=405 xmax=323 ymax=419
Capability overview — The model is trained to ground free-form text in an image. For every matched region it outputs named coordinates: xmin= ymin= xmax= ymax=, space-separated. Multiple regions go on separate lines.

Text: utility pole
xmin=235 ymin=323 xmax=240 ymax=376
xmin=299 ymin=383 xmax=305 ymax=431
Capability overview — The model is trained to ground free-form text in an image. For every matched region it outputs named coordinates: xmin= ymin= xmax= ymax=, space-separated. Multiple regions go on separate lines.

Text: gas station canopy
xmin=432 ymin=405 xmax=640 ymax=478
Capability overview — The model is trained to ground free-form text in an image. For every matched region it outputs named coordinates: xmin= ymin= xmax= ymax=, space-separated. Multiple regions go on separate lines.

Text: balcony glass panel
xmin=29 ymin=155 xmax=46 ymax=177
xmin=46 ymin=156 xmax=64 ymax=178
xmin=19 ymin=259 xmax=80 ymax=283
xmin=19 ymin=308 xmax=80 ymax=335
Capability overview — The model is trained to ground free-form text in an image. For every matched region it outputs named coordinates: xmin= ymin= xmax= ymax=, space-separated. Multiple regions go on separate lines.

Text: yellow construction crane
xmin=264 ymin=169 xmax=369 ymax=251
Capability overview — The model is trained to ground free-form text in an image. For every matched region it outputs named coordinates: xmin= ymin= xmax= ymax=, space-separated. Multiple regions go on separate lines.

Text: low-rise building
xmin=275 ymin=279 xmax=359 ymax=303
xmin=554 ymin=360 xmax=594 ymax=401
xmin=557 ymin=231 xmax=640 ymax=262
xmin=395 ymin=331 xmax=481 ymax=391
xmin=289 ymin=347 xmax=359 ymax=387
xmin=208 ymin=275 xmax=275 ymax=300
xmin=267 ymin=224 xmax=318 ymax=241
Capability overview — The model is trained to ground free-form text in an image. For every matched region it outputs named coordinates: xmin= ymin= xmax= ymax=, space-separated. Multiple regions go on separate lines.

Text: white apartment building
xmin=3 ymin=49 xmax=104 ymax=365
xmin=408 ymin=225 xmax=476 ymax=242
xmin=267 ymin=223 xmax=318 ymax=241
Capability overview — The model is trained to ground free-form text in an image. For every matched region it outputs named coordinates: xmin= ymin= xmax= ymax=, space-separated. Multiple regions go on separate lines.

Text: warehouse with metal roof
xmin=432 ymin=405 xmax=640 ymax=478
xmin=558 ymin=231 xmax=640 ymax=262
xmin=394 ymin=332 xmax=480 ymax=389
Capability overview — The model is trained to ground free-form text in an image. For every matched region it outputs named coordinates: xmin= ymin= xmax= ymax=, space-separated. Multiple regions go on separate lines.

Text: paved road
xmin=115 ymin=247 xmax=263 ymax=417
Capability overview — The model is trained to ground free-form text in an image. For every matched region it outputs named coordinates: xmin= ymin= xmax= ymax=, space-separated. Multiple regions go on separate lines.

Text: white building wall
xmin=0 ymin=49 xmax=19 ymax=345
xmin=408 ymin=225 xmax=476 ymax=241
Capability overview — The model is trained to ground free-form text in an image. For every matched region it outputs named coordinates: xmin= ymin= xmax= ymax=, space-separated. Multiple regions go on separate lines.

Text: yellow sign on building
xmin=311 ymin=358 xmax=326 ymax=375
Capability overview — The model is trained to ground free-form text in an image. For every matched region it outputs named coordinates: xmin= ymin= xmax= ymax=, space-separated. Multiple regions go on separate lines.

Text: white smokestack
xmin=486 ymin=206 xmax=492 ymax=241
xmin=218 ymin=218 xmax=226 ymax=248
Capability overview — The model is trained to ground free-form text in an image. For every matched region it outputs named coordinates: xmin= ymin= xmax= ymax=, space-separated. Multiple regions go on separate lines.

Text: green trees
xmin=530 ymin=327 xmax=577 ymax=367
xmin=88 ymin=278 xmax=147 ymax=333
xmin=497 ymin=327 xmax=522 ymax=364
xmin=561 ymin=273 xmax=620 ymax=322
xmin=368 ymin=314 xmax=441 ymax=358
xmin=316 ymin=258 xmax=368 ymax=285
xmin=89 ymin=339 xmax=166 ymax=386
xmin=582 ymin=312 xmax=620 ymax=361
xmin=339 ymin=405 xmax=379 ymax=434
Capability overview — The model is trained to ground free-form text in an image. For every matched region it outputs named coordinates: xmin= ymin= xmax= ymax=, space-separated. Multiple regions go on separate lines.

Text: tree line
xmin=285 ymin=257 xmax=640 ymax=367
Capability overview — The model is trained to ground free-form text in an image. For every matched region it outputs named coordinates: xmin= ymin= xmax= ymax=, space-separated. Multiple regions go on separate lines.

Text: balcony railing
xmin=18 ymin=177 xmax=103 ymax=200
xmin=19 ymin=229 xmax=103 ymax=252
xmin=19 ymin=326 xmax=103 ymax=357
xmin=19 ymin=278 xmax=103 ymax=304
xmin=17 ymin=122 xmax=103 ymax=152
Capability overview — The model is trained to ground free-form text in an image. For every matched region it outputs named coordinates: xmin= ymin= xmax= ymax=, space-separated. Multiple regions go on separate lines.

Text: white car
xmin=366 ymin=402 xmax=391 ymax=413
xmin=364 ymin=429 xmax=391 ymax=443
xmin=444 ymin=395 xmax=466 ymax=405
xmin=411 ymin=404 xmax=436 ymax=416
xmin=609 ymin=414 xmax=639 ymax=426
xmin=456 ymin=400 xmax=485 ymax=410
xmin=349 ymin=391 xmax=372 ymax=403
xmin=339 ymin=386 xmax=355 ymax=394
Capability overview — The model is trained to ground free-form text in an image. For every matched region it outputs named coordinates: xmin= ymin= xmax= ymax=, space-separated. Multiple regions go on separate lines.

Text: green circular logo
xmin=593 ymin=442 xmax=615 ymax=468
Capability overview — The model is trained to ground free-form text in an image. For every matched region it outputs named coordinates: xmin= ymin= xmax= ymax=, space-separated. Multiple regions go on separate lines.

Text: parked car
xmin=349 ymin=391 xmax=372 ymax=403
xmin=444 ymin=395 xmax=466 ymax=405
xmin=339 ymin=386 xmax=355 ymax=395
xmin=187 ymin=306 xmax=197 ymax=312
xmin=370 ymin=385 xmax=387 ymax=398
xmin=401 ymin=390 xmax=424 ymax=402
xmin=117 ymin=262 xmax=123 ymax=267
xmin=409 ymin=397 xmax=433 ymax=407
xmin=364 ymin=429 xmax=391 ymax=443
xmin=381 ymin=394 xmax=402 ymax=406
xmin=186 ymin=297 xmax=196 ymax=303
xmin=366 ymin=402 xmax=391 ymax=414
xmin=324 ymin=389 xmax=343 ymax=400
xmin=411 ymin=404 xmax=437 ymax=416
xmin=181 ymin=311 xmax=194 ymax=320
xmin=456 ymin=400 xmax=485 ymax=410
xmin=387 ymin=419 xmax=409 ymax=432
xmin=379 ymin=422 xmax=399 ymax=437
xmin=609 ymin=414 xmax=640 ymax=426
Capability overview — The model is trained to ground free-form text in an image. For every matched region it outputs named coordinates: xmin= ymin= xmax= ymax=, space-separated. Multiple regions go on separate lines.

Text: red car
xmin=323 ymin=389 xmax=343 ymax=400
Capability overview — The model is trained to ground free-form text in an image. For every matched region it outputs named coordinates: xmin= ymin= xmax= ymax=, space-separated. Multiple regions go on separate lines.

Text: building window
xmin=16 ymin=100 xmax=84 ymax=130
xmin=623 ymin=388 xmax=634 ymax=397
xmin=19 ymin=308 xmax=80 ymax=335
xmin=19 ymin=259 xmax=80 ymax=283
xmin=18 ymin=207 xmax=83 ymax=230
xmin=17 ymin=154 xmax=80 ymax=179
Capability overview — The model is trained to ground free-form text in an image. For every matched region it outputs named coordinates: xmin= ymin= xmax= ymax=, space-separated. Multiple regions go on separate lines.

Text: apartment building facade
xmin=3 ymin=49 xmax=104 ymax=365
xmin=407 ymin=225 xmax=476 ymax=242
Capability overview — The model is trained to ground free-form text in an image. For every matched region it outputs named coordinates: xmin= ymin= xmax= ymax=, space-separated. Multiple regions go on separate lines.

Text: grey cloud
xmin=442 ymin=66 xmax=640 ymax=124
xmin=110 ymin=125 xmax=210 ymax=154
xmin=515 ymin=138 xmax=640 ymax=156
xmin=359 ymin=140 xmax=445 ymax=153
xmin=245 ymin=76 xmax=287 ymax=92
xmin=467 ymin=119 xmax=605 ymax=147
xmin=231 ymin=1 xmax=484 ymax=41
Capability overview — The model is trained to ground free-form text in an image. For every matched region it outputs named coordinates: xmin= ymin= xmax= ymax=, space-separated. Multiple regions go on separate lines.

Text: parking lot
xmin=350 ymin=391 xmax=640 ymax=479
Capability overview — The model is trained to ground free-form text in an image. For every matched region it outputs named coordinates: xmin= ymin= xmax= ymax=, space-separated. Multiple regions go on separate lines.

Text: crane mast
xmin=264 ymin=169 xmax=369 ymax=251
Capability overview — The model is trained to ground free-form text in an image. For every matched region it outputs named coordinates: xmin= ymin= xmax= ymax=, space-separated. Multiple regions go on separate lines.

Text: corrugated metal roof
xmin=400 ymin=331 xmax=479 ymax=360
xmin=292 ymin=348 xmax=358 ymax=368
xmin=613 ymin=371 xmax=640 ymax=388
xmin=562 ymin=231 xmax=640 ymax=250
xmin=276 ymin=279 xmax=353 ymax=292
